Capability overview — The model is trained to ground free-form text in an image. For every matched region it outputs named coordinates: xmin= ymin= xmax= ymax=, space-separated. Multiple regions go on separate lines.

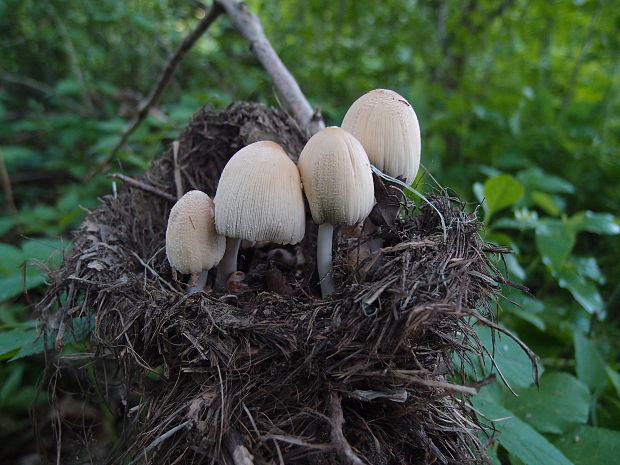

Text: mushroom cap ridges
xmin=297 ymin=127 xmax=374 ymax=226
xmin=342 ymin=88 xmax=421 ymax=184
xmin=165 ymin=190 xmax=225 ymax=275
xmin=214 ymin=141 xmax=306 ymax=244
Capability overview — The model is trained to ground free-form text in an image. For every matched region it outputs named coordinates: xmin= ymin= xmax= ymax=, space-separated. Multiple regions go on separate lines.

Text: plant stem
xmin=317 ymin=223 xmax=335 ymax=298
xmin=187 ymin=270 xmax=209 ymax=294
xmin=215 ymin=237 xmax=241 ymax=291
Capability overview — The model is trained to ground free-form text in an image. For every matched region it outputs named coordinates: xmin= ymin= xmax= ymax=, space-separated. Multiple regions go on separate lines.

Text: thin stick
xmin=107 ymin=173 xmax=176 ymax=202
xmin=328 ymin=392 xmax=365 ymax=465
xmin=89 ymin=3 xmax=224 ymax=180
xmin=215 ymin=0 xmax=325 ymax=135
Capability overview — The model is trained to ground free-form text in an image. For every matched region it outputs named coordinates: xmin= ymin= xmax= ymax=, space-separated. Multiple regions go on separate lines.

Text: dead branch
xmin=216 ymin=0 xmax=325 ymax=135
xmin=329 ymin=392 xmax=365 ymax=465
xmin=89 ymin=3 xmax=224 ymax=180
xmin=107 ymin=173 xmax=176 ymax=202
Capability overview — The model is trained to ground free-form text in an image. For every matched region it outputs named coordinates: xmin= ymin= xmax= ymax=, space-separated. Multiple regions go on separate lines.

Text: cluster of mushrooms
xmin=165 ymin=88 xmax=421 ymax=298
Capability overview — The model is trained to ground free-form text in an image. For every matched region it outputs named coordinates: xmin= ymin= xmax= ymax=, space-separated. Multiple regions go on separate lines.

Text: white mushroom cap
xmin=342 ymin=88 xmax=421 ymax=184
xmin=297 ymin=127 xmax=374 ymax=226
xmin=165 ymin=190 xmax=225 ymax=275
xmin=214 ymin=141 xmax=305 ymax=244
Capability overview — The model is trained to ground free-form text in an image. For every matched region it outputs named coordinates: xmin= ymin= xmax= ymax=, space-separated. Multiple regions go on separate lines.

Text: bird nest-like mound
xmin=38 ymin=102 xmax=525 ymax=465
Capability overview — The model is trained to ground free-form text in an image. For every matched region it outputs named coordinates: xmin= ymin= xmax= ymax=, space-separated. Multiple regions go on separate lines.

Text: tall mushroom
xmin=165 ymin=190 xmax=225 ymax=293
xmin=214 ymin=140 xmax=306 ymax=290
xmin=297 ymin=127 xmax=374 ymax=298
xmin=342 ymin=88 xmax=421 ymax=184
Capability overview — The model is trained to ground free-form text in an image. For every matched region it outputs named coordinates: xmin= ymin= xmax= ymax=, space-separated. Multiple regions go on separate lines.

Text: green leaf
xmin=483 ymin=174 xmax=525 ymax=219
xmin=535 ymin=219 xmax=575 ymax=269
xmin=574 ymin=332 xmax=607 ymax=393
xmin=0 ymin=328 xmax=37 ymax=360
xmin=532 ymin=191 xmax=562 ymax=216
xmin=502 ymin=295 xmax=545 ymax=331
xmin=557 ymin=268 xmax=604 ymax=316
xmin=554 ymin=426 xmax=620 ymax=465
xmin=474 ymin=398 xmax=574 ymax=465
xmin=0 ymin=243 xmax=24 ymax=274
xmin=516 ymin=167 xmax=575 ymax=194
xmin=504 ymin=373 xmax=590 ymax=434
xmin=570 ymin=211 xmax=620 ymax=235
xmin=475 ymin=325 xmax=538 ymax=389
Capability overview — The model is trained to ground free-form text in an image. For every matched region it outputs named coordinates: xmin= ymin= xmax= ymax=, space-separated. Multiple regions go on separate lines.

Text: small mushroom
xmin=165 ymin=190 xmax=225 ymax=293
xmin=342 ymin=88 xmax=421 ymax=184
xmin=297 ymin=127 xmax=374 ymax=298
xmin=214 ymin=141 xmax=306 ymax=290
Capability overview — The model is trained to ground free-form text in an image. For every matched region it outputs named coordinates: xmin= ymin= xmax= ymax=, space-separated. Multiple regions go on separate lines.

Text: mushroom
xmin=214 ymin=141 xmax=306 ymax=290
xmin=297 ymin=127 xmax=374 ymax=298
xmin=165 ymin=190 xmax=225 ymax=293
xmin=342 ymin=88 xmax=421 ymax=184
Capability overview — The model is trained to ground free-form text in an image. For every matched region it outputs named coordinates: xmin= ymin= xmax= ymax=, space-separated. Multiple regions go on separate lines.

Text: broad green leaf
xmin=516 ymin=167 xmax=575 ymax=194
xmin=574 ymin=332 xmax=607 ymax=393
xmin=505 ymin=373 xmax=590 ymax=434
xmin=535 ymin=219 xmax=575 ymax=269
xmin=557 ymin=268 xmax=604 ymax=316
xmin=502 ymin=295 xmax=545 ymax=331
xmin=570 ymin=257 xmax=605 ymax=284
xmin=570 ymin=211 xmax=620 ymax=235
xmin=0 ymin=243 xmax=24 ymax=273
xmin=474 ymin=398 xmax=574 ymax=465
xmin=21 ymin=238 xmax=68 ymax=265
xmin=554 ymin=426 xmax=620 ymax=465
xmin=475 ymin=325 xmax=537 ymax=389
xmin=532 ymin=191 xmax=562 ymax=216
xmin=0 ymin=328 xmax=37 ymax=360
xmin=483 ymin=174 xmax=525 ymax=218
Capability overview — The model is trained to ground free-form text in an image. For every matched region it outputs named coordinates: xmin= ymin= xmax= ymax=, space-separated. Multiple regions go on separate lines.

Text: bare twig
xmin=215 ymin=0 xmax=325 ymax=135
xmin=328 ymin=392 xmax=365 ymax=465
xmin=89 ymin=3 xmax=224 ymax=180
xmin=107 ymin=173 xmax=176 ymax=202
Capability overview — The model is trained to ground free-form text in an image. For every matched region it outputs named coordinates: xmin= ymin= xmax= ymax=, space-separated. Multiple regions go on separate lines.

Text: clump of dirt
xmin=37 ymin=102 xmax=531 ymax=465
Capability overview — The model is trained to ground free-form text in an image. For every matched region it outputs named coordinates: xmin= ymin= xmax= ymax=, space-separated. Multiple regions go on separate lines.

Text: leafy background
xmin=1 ymin=0 xmax=619 ymax=463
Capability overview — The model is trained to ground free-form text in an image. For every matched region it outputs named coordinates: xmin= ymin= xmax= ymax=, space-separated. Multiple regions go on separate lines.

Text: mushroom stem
xmin=215 ymin=237 xmax=241 ymax=291
xmin=317 ymin=222 xmax=336 ymax=298
xmin=187 ymin=270 xmax=209 ymax=294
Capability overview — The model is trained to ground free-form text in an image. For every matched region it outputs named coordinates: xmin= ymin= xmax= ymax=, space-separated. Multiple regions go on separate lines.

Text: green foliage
xmin=474 ymin=397 xmax=573 ymax=465
xmin=554 ymin=426 xmax=620 ymax=465
xmin=1 ymin=0 xmax=619 ymax=463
